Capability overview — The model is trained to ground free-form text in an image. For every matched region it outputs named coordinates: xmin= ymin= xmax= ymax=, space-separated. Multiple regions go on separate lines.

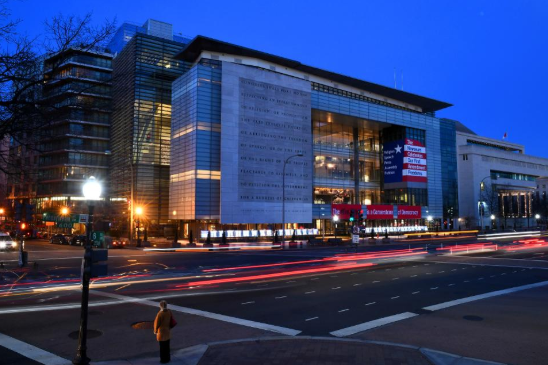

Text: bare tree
xmin=0 ymin=0 xmax=116 ymax=175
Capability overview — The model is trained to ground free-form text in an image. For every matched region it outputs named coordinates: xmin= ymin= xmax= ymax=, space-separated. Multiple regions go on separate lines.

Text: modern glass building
xmin=170 ymin=36 xmax=458 ymax=239
xmin=108 ymin=20 xmax=189 ymax=238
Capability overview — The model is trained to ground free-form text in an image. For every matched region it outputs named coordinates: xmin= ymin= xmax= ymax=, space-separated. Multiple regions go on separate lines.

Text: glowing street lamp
xmin=74 ymin=177 xmax=102 ymax=365
xmin=61 ymin=207 xmax=69 ymax=215
xmin=135 ymin=206 xmax=143 ymax=247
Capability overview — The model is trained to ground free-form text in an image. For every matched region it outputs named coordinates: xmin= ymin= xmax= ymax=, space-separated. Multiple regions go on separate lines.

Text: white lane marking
xmin=412 ymin=291 xmax=420 ymax=294
xmin=512 ymin=271 xmax=517 ymax=273
xmin=338 ymin=309 xmax=349 ymax=313
xmin=464 ymin=280 xmax=470 ymax=283
xmin=439 ymin=271 xmax=445 ymax=273
xmin=0 ymin=333 xmax=71 ymax=365
xmin=275 ymin=296 xmax=287 ymax=299
xmin=305 ymin=317 xmax=318 ymax=321
xmin=424 ymin=280 xmax=548 ymax=312
xmin=426 ymin=273 xmax=432 ymax=275
xmin=92 ymin=291 xmax=301 ymax=336
xmin=411 ymin=275 xmax=418 ymax=278
xmin=429 ymin=260 xmax=548 ymax=270
xmin=365 ymin=302 xmax=376 ymax=306
xmin=412 ymin=265 xmax=417 ymax=267
xmin=286 ymin=280 xmax=296 ymax=283
xmin=478 ymin=277 xmax=484 ymax=280
xmin=501 ymin=273 xmax=507 ymax=276
xmin=330 ymin=275 xmax=338 ymax=278
xmin=305 ymin=291 xmax=315 ymax=294
xmin=448 ymin=284 xmax=455 ymax=287
xmin=451 ymin=269 xmax=457 ymax=271
xmin=353 ymin=283 xmax=362 ymax=286
xmin=391 ymin=296 xmax=400 ymax=299
xmin=372 ymin=281 xmax=380 ymax=283
xmin=330 ymin=312 xmax=418 ymax=337
xmin=242 ymin=301 xmax=255 ymax=305
xmin=332 ymin=287 xmax=341 ymax=290
xmin=310 ymin=278 xmax=319 ymax=281
xmin=386 ymin=269 xmax=391 ymax=271
xmin=392 ymin=278 xmax=399 ymax=281
xmin=350 ymin=273 xmax=358 ymax=275
xmin=431 ymin=287 xmax=438 ymax=290
xmin=490 ymin=275 xmax=496 ymax=278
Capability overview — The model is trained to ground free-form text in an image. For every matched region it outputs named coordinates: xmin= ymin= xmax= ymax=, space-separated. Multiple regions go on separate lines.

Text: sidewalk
xmin=96 ymin=337 xmax=505 ymax=365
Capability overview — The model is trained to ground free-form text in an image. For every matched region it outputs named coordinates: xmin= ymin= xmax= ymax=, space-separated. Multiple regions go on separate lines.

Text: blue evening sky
xmin=8 ymin=0 xmax=548 ymax=157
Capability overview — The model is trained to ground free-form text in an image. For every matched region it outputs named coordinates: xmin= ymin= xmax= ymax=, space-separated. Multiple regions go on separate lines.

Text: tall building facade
xmin=170 ymin=36 xmax=458 ymax=238
xmin=108 ymin=20 xmax=188 ymax=236
xmin=35 ymin=49 xmax=113 ymax=217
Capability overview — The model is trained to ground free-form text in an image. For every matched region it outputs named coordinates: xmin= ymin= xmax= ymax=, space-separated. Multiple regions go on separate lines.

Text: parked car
xmin=50 ymin=234 xmax=69 ymax=245
xmin=70 ymin=235 xmax=87 ymax=246
xmin=0 ymin=233 xmax=17 ymax=251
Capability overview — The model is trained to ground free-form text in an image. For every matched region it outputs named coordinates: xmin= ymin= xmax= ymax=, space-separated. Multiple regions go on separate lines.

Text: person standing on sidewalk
xmin=154 ymin=300 xmax=176 ymax=363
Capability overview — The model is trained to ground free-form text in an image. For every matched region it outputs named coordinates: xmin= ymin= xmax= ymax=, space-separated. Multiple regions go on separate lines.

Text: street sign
xmin=353 ymin=225 xmax=360 ymax=234
xmin=352 ymin=234 xmax=359 ymax=244
xmin=43 ymin=213 xmax=89 ymax=224
xmin=57 ymin=222 xmax=73 ymax=228
xmin=91 ymin=231 xmax=105 ymax=247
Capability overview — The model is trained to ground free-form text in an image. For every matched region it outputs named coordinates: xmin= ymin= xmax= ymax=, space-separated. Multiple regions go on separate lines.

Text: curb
xmin=96 ymin=336 xmax=507 ymax=365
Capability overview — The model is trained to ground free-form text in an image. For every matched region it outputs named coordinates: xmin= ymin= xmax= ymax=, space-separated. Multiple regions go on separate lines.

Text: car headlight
xmin=0 ymin=242 xmax=5 ymax=249
xmin=11 ymin=241 xmax=17 ymax=247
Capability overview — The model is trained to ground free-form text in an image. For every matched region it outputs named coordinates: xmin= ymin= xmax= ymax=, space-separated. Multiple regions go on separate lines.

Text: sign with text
xmin=397 ymin=205 xmax=422 ymax=219
xmin=403 ymin=139 xmax=427 ymax=183
xmin=331 ymin=204 xmax=362 ymax=220
xmin=383 ymin=140 xmax=404 ymax=183
xmin=221 ymin=63 xmax=312 ymax=224
xmin=366 ymin=205 xmax=395 ymax=220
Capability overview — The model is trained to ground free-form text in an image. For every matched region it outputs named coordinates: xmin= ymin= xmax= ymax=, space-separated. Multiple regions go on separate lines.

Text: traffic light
xmin=359 ymin=209 xmax=364 ymax=221
xmin=349 ymin=210 xmax=355 ymax=222
xmin=20 ymin=222 xmax=26 ymax=230
xmin=83 ymin=249 xmax=108 ymax=278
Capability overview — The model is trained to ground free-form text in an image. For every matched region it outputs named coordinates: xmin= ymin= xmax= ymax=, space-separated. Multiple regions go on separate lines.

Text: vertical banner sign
xmin=383 ymin=140 xmax=404 ymax=183
xmin=403 ymin=139 xmax=427 ymax=183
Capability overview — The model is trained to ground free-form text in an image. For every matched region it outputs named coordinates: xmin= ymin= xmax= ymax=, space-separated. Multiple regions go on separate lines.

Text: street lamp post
xmin=135 ymin=207 xmax=143 ymax=247
xmin=490 ymin=214 xmax=496 ymax=230
xmin=333 ymin=214 xmax=339 ymax=239
xmin=535 ymin=214 xmax=541 ymax=228
xmin=282 ymin=153 xmax=303 ymax=247
xmin=479 ymin=176 xmax=491 ymax=232
xmin=74 ymin=177 xmax=101 ymax=365
xmin=0 ymin=208 xmax=4 ymax=230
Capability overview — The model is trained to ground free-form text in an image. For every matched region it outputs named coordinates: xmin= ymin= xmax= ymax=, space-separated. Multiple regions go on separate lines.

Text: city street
xmin=1 ymin=236 xmax=548 ymax=364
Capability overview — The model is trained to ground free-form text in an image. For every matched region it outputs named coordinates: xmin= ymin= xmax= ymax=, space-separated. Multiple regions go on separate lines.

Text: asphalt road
xmin=1 ymin=236 xmax=548 ymax=363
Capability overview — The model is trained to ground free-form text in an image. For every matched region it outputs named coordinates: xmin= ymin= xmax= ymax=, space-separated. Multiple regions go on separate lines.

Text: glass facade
xmin=170 ymin=59 xmax=222 ymax=220
xmin=110 ymin=33 xmax=187 ymax=232
xmin=440 ymin=119 xmax=459 ymax=227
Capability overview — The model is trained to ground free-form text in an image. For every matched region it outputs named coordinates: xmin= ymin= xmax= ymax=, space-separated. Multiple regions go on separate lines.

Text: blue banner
xmin=383 ymin=140 xmax=404 ymax=183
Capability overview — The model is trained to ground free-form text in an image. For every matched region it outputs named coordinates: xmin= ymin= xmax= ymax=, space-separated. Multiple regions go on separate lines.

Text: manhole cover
xmin=68 ymin=330 xmax=102 ymax=339
xmin=89 ymin=310 xmax=103 ymax=316
xmin=132 ymin=321 xmax=154 ymax=330
xmin=463 ymin=315 xmax=484 ymax=321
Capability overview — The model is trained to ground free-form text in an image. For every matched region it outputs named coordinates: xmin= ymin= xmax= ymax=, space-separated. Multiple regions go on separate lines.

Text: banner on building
xmin=331 ymin=204 xmax=362 ymax=220
xmin=383 ymin=140 xmax=404 ymax=183
xmin=396 ymin=205 xmax=422 ymax=219
xmin=402 ymin=139 xmax=427 ymax=183
xmin=366 ymin=205 xmax=395 ymax=219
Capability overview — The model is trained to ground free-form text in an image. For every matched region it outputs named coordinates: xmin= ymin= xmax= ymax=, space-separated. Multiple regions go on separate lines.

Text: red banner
xmin=366 ymin=205 xmax=394 ymax=219
xmin=397 ymin=206 xmax=422 ymax=219
xmin=331 ymin=204 xmax=362 ymax=220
